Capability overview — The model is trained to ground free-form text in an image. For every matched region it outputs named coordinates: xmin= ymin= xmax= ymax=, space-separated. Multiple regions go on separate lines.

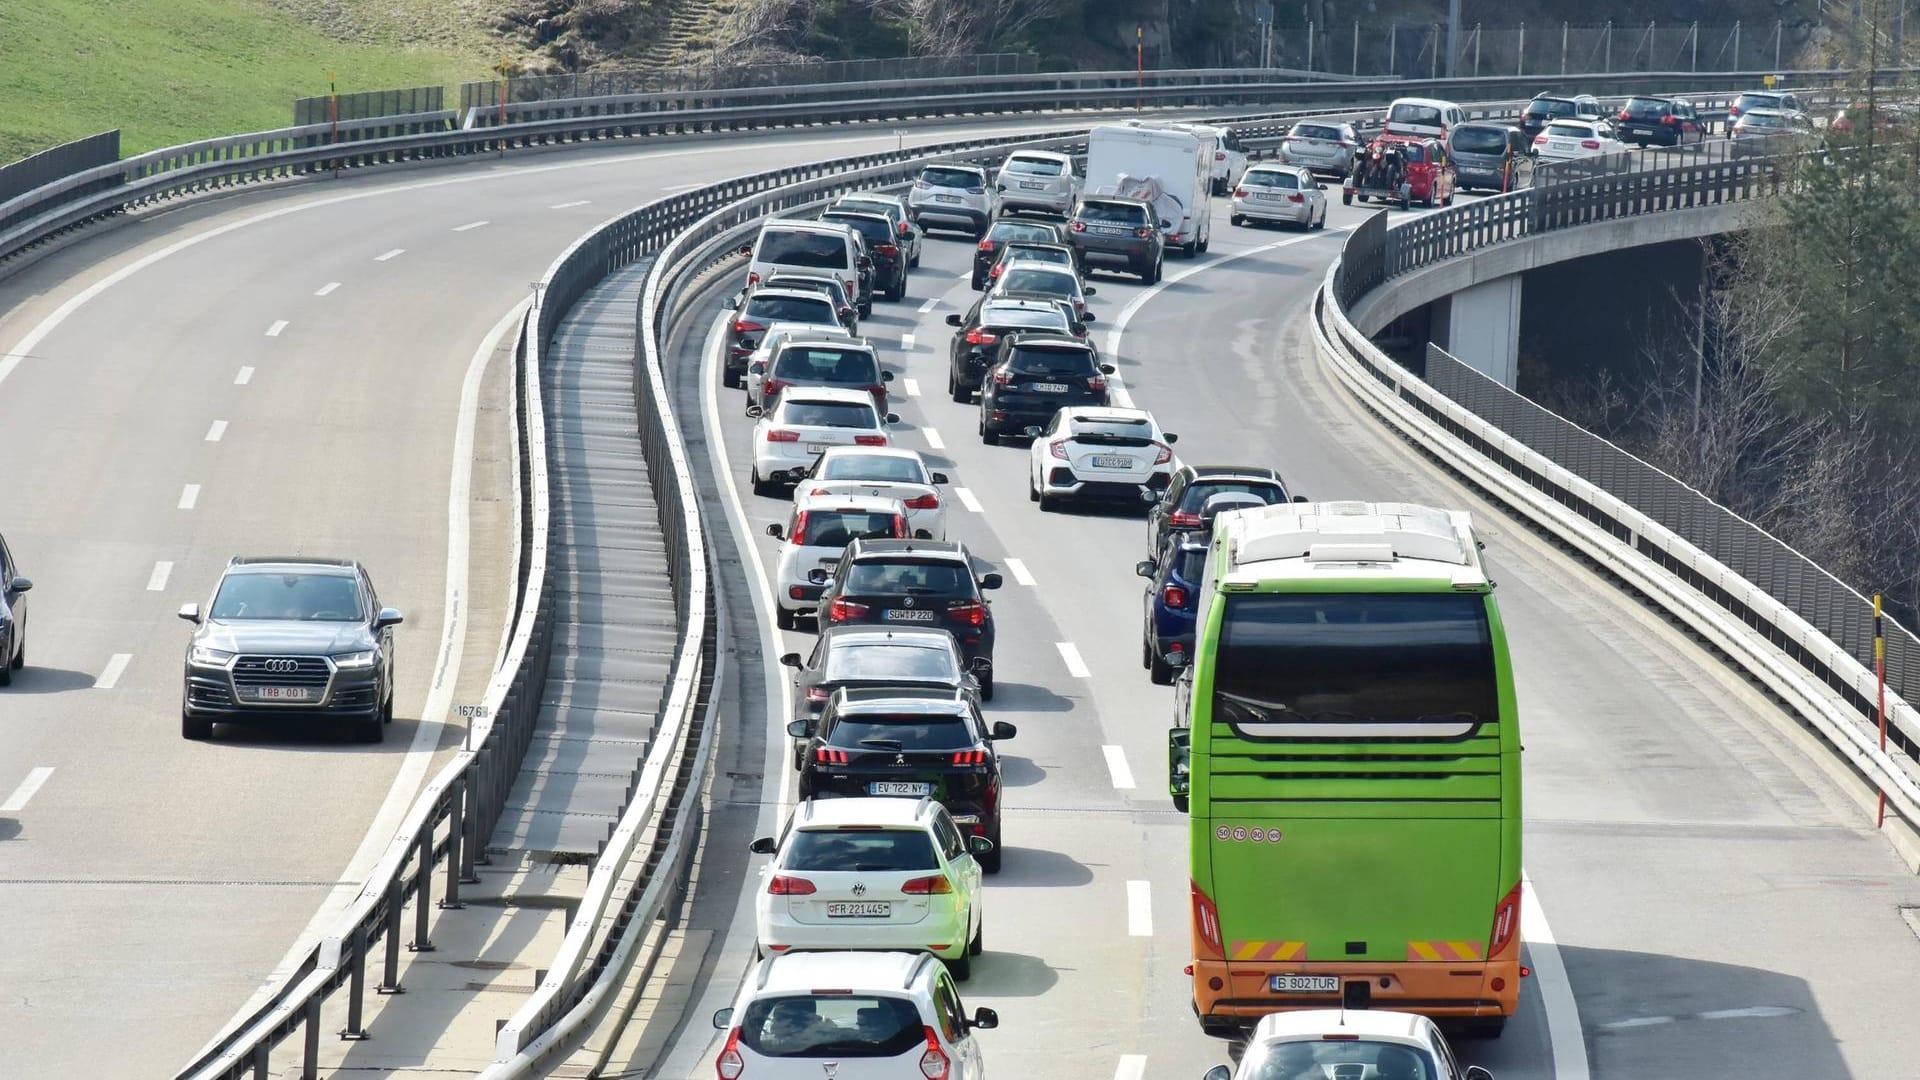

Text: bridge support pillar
xmin=1443 ymin=274 xmax=1521 ymax=388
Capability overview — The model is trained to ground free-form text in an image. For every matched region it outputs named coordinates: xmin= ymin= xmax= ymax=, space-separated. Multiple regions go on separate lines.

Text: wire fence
xmin=1250 ymin=22 xmax=1815 ymax=80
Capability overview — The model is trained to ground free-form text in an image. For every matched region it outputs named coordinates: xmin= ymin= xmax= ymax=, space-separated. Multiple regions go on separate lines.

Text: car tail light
xmin=1618 ymin=109 xmax=1631 ymax=121
xmin=1134 ymin=226 xmax=1155 ymax=238
xmin=964 ymin=327 xmax=998 ymax=346
xmin=978 ymin=239 xmax=996 ymax=251
xmin=1580 ymin=139 xmax=1601 ymax=149
xmin=966 ymin=186 xmax=986 ymax=195
xmin=716 ymin=1028 xmax=745 ymax=1080
xmin=1215 ymin=150 xmax=1227 ymax=160
xmin=1163 ymin=584 xmax=1188 ymax=608
xmin=1533 ymin=134 xmax=1547 ymax=145
xmin=766 ymin=428 xmax=800 ymax=443
xmin=805 ymin=685 xmax=830 ymax=702
xmin=1049 ymin=440 xmax=1068 ymax=460
xmin=854 ymin=434 xmax=887 ymax=446
xmin=1069 ymin=221 xmax=1086 ymax=232
xmin=904 ymin=493 xmax=940 ymax=510
xmin=1286 ymin=193 xmax=1304 ymax=203
xmin=948 ymin=600 xmax=986 ymax=627
xmin=745 ymin=273 xmax=760 ymax=288
xmin=788 ymin=510 xmax=809 ymax=545
xmin=990 ymin=264 xmax=1004 ymax=279
xmin=733 ymin=319 xmax=765 ymax=335
xmin=1168 ymin=510 xmax=1201 ymax=527
xmin=1232 ymin=188 xmax=1247 ymax=198
xmin=1661 ymin=114 xmax=1677 ymax=126
xmin=828 ymin=597 xmax=868 ymax=622
xmin=875 ymin=243 xmax=898 ymax=257
xmin=949 ymin=750 xmax=987 ymax=766
xmin=898 ymin=221 xmax=913 ymax=235
xmin=919 ymin=1028 xmax=950 ymax=1080
xmin=1191 ymin=880 xmax=1224 ymax=959
xmin=1087 ymin=374 xmax=1106 ymax=393
xmin=763 ymin=377 xmax=789 ymax=397
xmin=789 ymin=586 xmax=809 ymax=600
xmin=1153 ymin=442 xmax=1173 ymax=464
xmin=1167 ymin=232 xmax=1183 ymax=243
xmin=892 ymin=514 xmax=909 ymax=537
xmin=1489 ymin=880 xmax=1522 ymax=955
xmin=867 ymin=384 xmax=887 ymax=401
xmin=815 ymin=747 xmax=852 ymax=764
xmin=991 ymin=368 xmax=1013 ymax=386
xmin=902 ymin=874 xmax=956 ymax=894
xmin=768 ymin=875 xmax=817 ymax=894
xmin=1729 ymin=104 xmax=1742 ymax=116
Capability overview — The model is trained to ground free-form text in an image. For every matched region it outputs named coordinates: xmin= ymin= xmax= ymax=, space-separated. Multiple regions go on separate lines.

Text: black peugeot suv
xmin=790 ymin=686 xmax=1017 ymax=871
xmin=809 ymin=539 xmax=1001 ymax=699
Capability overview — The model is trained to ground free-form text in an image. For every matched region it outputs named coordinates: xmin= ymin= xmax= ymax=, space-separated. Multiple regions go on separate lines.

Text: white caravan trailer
xmin=1085 ymin=123 xmax=1214 ymax=257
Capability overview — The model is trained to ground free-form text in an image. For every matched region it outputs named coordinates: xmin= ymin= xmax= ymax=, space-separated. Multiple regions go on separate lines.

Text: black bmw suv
xmin=791 ymin=686 xmax=1017 ymax=871
xmin=179 ymin=556 xmax=402 ymax=742
xmin=808 ymin=539 xmax=1001 ymax=698
xmin=977 ymin=335 xmax=1113 ymax=444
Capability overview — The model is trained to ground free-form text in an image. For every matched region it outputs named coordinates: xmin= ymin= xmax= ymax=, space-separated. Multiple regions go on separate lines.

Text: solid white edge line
xmin=1102 ymin=745 xmax=1136 ymax=789
xmin=1522 ymin=871 xmax=1592 ymax=1080
xmin=264 ymin=320 xmax=288 ymax=337
xmin=0 ymin=767 xmax=55 ymax=813
xmin=234 ymin=366 xmax=254 ymax=385
xmin=177 ymin=484 xmax=200 ymax=510
xmin=1003 ymin=557 xmax=1035 ymax=586
xmin=1103 ymin=227 xmax=1356 ymax=359
xmin=314 ymin=282 xmax=341 ymax=297
xmin=216 ymin=296 xmax=528 ymax=1036
xmin=1126 ymin=880 xmax=1152 ymax=936
xmin=374 ymin=248 xmax=405 ymax=262
xmin=1114 ymin=1053 xmax=1148 ymax=1080
xmin=1056 ymin=641 xmax=1091 ymax=678
xmin=903 ymin=377 xmax=921 ymax=397
xmin=146 ymin=561 xmax=173 ymax=592
xmin=452 ymin=220 xmax=490 ymax=232
xmin=923 ymin=427 xmax=945 ymax=450
xmin=94 ymin=653 xmax=131 ymax=689
xmin=204 ymin=420 xmax=227 ymax=442
xmin=954 ymin=486 xmax=983 ymax=513
xmin=549 ymin=200 xmax=591 ymax=209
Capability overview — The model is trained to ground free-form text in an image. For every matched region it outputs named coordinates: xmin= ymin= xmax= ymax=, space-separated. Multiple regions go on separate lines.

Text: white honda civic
xmin=1026 ymin=406 xmax=1180 ymax=511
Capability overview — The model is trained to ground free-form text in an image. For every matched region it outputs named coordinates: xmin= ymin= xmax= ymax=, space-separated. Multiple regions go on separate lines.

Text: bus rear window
xmin=1212 ymin=593 xmax=1496 ymax=738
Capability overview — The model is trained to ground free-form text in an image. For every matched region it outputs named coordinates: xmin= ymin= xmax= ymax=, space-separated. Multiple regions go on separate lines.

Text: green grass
xmin=0 ymin=0 xmax=510 ymax=165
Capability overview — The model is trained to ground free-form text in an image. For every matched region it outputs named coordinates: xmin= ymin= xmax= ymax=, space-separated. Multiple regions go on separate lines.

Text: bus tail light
xmin=1489 ymin=881 xmax=1522 ymax=956
xmin=1191 ymin=880 xmax=1224 ymax=959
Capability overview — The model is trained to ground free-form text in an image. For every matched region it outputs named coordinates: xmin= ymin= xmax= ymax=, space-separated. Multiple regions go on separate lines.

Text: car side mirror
xmin=979 ymin=573 xmax=1003 ymax=590
xmin=1083 ymin=285 xmax=1097 ymax=296
xmin=745 ymin=405 xmax=765 ymax=419
xmin=1292 ymin=494 xmax=1310 ymax=503
xmin=930 ymin=472 xmax=949 ymax=484
xmin=10 ymin=577 xmax=31 ymax=593
xmin=712 ymin=1007 xmax=735 ymax=1029
xmin=748 ymin=836 xmax=777 ymax=855
xmin=786 ymin=719 xmax=813 ymax=739
xmin=1159 ymin=218 xmax=1172 ymax=228
xmin=375 ymin=607 xmax=405 ymax=629
xmin=881 ymin=370 xmax=894 ymax=381
xmin=1463 ymin=1069 xmax=1495 ymax=1080
xmin=968 ymin=656 xmax=992 ymax=673
xmin=970 ymin=1006 xmax=1000 ymax=1030
xmin=1203 ymin=1068 xmax=1232 ymax=1080
xmin=1135 ymin=560 xmax=1156 ymax=578
xmin=1080 ymin=312 xmax=1097 ymax=324
xmin=1099 ymin=364 xmax=1117 ymax=375
xmin=990 ymin=721 xmax=1017 ymax=740
xmin=780 ymin=652 xmax=802 ymax=668
xmin=1022 ymin=426 xmax=1042 ymax=438
xmin=858 ymin=256 xmax=873 ymax=269
xmin=737 ymin=244 xmax=753 ymax=257
xmin=967 ymin=834 xmax=996 ymax=856
xmin=885 ymin=413 xmax=900 ymax=424
xmin=915 ymin=529 xmax=933 ymax=539
xmin=765 ymin=523 xmax=786 ymax=540
xmin=807 ymin=568 xmax=831 ymax=585
xmin=945 ymin=314 xmax=964 ymax=327
xmin=1164 ymin=433 xmax=1178 ymax=444
xmin=178 ymin=602 xmax=201 ymax=624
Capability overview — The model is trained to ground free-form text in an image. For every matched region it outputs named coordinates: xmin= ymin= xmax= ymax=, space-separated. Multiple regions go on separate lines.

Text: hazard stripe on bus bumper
xmin=1229 ymin=940 xmax=1307 ymax=962
xmin=1407 ymin=940 xmax=1484 ymax=961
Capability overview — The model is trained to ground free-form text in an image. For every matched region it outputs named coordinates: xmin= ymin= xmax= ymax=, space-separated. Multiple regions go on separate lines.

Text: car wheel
xmin=776 ymin=607 xmax=797 ymax=631
xmin=969 ymin=274 xmax=984 ymax=290
xmin=1150 ymin=654 xmax=1175 ymax=686
xmin=354 ymin=709 xmax=384 ymax=744
xmin=980 ymin=825 xmax=1002 ymax=873
xmin=948 ymin=949 xmax=972 ymax=982
xmin=1343 ymin=191 xmax=1354 ymax=205
xmin=1230 ymin=214 xmax=1245 ymax=227
xmin=1142 ymin=258 xmax=1160 ymax=285
xmin=723 ymin=368 xmax=741 ymax=389
xmin=979 ymin=670 xmax=993 ymax=701
xmin=181 ymin=708 xmax=212 ymax=740
xmin=979 ymin=419 xmax=998 ymax=446
xmin=750 ymin=468 xmax=776 ymax=498
xmin=382 ymin=691 xmax=394 ymax=724
xmin=1028 ymin=473 xmax=1040 ymax=502
xmin=858 ymin=301 xmax=872 ymax=319
xmin=1037 ymin=491 xmax=1057 ymax=512
xmin=1141 ymin=635 xmax=1153 ymax=670
xmin=8 ymin=625 xmax=21 ymax=670
xmin=969 ymin=917 xmax=984 ymax=956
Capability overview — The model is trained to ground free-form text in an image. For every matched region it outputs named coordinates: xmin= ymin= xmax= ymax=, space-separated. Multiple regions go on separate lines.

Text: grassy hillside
xmin=0 ymin=0 xmax=512 ymax=165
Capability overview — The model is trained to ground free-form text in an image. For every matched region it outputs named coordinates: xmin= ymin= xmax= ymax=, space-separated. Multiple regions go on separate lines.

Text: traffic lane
xmin=1111 ymin=206 xmax=1920 ymax=1075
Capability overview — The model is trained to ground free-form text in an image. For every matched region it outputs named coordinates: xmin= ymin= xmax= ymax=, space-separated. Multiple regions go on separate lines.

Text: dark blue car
xmin=1137 ymin=537 xmax=1209 ymax=685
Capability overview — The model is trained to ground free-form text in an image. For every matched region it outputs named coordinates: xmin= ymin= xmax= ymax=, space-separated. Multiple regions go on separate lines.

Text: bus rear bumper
xmin=1191 ymin=958 xmax=1520 ymax=1030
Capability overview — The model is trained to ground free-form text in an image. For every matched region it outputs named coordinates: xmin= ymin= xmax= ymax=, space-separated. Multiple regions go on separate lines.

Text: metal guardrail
xmin=1315 ymin=150 xmax=1920 ymax=829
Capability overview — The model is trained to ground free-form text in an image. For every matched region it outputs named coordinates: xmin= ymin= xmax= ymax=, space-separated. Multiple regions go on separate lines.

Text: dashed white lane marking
xmin=374 ymin=248 xmax=405 ymax=262
xmin=550 ymin=199 xmax=591 ymax=209
xmin=95 ymin=654 xmax=132 ymax=690
xmin=1103 ymin=745 xmax=1136 ymax=789
xmin=1522 ymin=872 xmax=1592 ymax=1080
xmin=917 ymin=298 xmax=940 ymax=313
xmin=452 ymin=220 xmax=489 ymax=232
xmin=1114 ymin=1054 xmax=1147 ymax=1080
xmin=1056 ymin=641 xmax=1091 ymax=678
xmin=1004 ymin=557 xmax=1036 ymax=586
xmin=903 ymin=378 xmax=920 ymax=397
xmin=204 ymin=420 xmax=227 ymax=442
xmin=177 ymin=484 xmax=200 ymax=510
xmin=923 ymin=427 xmax=945 ymax=450
xmin=146 ymin=561 xmax=173 ymax=592
xmin=954 ymin=486 xmax=983 ymax=513
xmin=314 ymin=281 xmax=340 ymax=297
xmin=1126 ymin=881 xmax=1153 ymax=936
xmin=0 ymin=767 xmax=54 ymax=813
xmin=264 ymin=320 xmax=288 ymax=337
xmin=900 ymin=333 xmax=916 ymax=351
xmin=234 ymin=366 xmax=254 ymax=385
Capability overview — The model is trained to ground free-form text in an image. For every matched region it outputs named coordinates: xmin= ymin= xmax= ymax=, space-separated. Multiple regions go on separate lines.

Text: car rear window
xmin=823 ymin=214 xmax=892 ymax=245
xmin=1735 ymin=93 xmax=1783 ymax=112
xmin=1006 ymin=345 xmax=1095 ymax=376
xmin=1290 ymin=123 xmax=1345 ymax=141
xmin=795 ymin=510 xmax=902 ymax=547
xmin=1005 ymin=156 xmax=1065 ymax=176
xmin=786 ymin=828 xmax=939 ymax=872
xmin=1077 ymin=201 xmax=1150 ymax=225
xmin=998 ymin=267 xmax=1076 ymax=295
xmin=922 ymin=166 xmax=983 ymax=189
xmin=1545 ymin=122 xmax=1593 ymax=138
xmin=845 ymin=560 xmax=974 ymax=595
xmin=739 ymin=994 xmax=924 ymax=1057
xmin=986 ymin=221 xmax=1056 ymax=243
xmin=1524 ymin=99 xmax=1577 ymax=119
xmin=986 ymin=310 xmax=1070 ymax=333
xmin=779 ymin=401 xmax=878 ymax=428
xmin=1388 ymin=102 xmax=1444 ymax=127
xmin=748 ymin=295 xmax=838 ymax=324
xmin=772 ymin=346 xmax=878 ymax=382
xmin=1243 ymin=169 xmax=1299 ymax=189
xmin=824 ymin=643 xmax=959 ymax=683
xmin=1179 ymin=480 xmax=1285 ymax=512
xmin=766 ymin=279 xmax=841 ymax=303
xmin=1451 ymin=126 xmax=1510 ymax=154
xmin=1739 ymin=113 xmax=1786 ymax=129
xmin=819 ymin=455 xmax=925 ymax=483
xmin=828 ymin=714 xmax=975 ymax=749
xmin=1070 ymin=432 xmax=1154 ymax=448
xmin=1623 ymin=97 xmax=1673 ymax=118
xmin=758 ymin=230 xmax=849 ymax=269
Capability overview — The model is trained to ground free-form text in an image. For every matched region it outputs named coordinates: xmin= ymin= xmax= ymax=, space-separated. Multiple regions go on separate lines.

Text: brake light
xmin=964 ymin=328 xmax=998 ymax=346
xmin=948 ymin=600 xmax=986 ymax=627
xmin=1191 ymin=880 xmax=1224 ymax=959
xmin=992 ymin=368 xmax=1013 ymax=386
xmin=1153 ymin=442 xmax=1173 ymax=464
xmin=789 ymin=510 xmax=809 ymax=545
xmin=1533 ymin=134 xmax=1547 ymax=145
xmin=806 ymin=685 xmax=830 ymax=702
xmin=767 ymin=429 xmax=801 ymax=443
xmin=902 ymin=873 xmax=957 ymax=893
xmin=1286 ymin=193 xmax=1304 ymax=203
xmin=1660 ymin=114 xmax=1677 ymax=126
xmin=899 ymin=221 xmax=912 ymax=235
xmin=789 ymin=586 xmax=808 ymax=600
xmin=763 ymin=376 xmax=788 ymax=397
xmin=1232 ymin=189 xmax=1247 ymax=198
xmin=904 ymin=493 xmax=940 ymax=510
xmin=745 ymin=273 xmax=760 ymax=288
xmin=989 ymin=264 xmax=1004 ymax=279
xmin=1134 ymin=226 xmax=1155 ymax=238
xmin=965 ymin=186 xmax=986 ymax=195
xmin=1163 ymin=584 xmax=1188 ymax=607
xmin=1049 ymin=440 xmax=1068 ymax=460
xmin=768 ymin=875 xmax=817 ymax=894
xmin=1617 ymin=109 xmax=1631 ymax=121
xmin=867 ymin=384 xmax=887 ymax=401
xmin=948 ymin=750 xmax=987 ymax=766
xmin=978 ymin=239 xmax=996 ymax=251
xmin=1489 ymin=880 xmax=1522 ymax=955
xmin=1069 ymin=221 xmax=1086 ymax=232
xmin=1580 ymin=139 xmax=1601 ymax=149
xmin=915 ymin=180 xmax=930 ymax=188
xmin=1168 ymin=511 xmax=1201 ymax=528
xmin=733 ymin=319 xmax=765 ymax=335
xmin=892 ymin=514 xmax=908 ymax=537
xmin=1214 ymin=150 xmax=1226 ymax=160
xmin=1087 ymin=374 xmax=1106 ymax=393
xmin=828 ymin=597 xmax=868 ymax=622
xmin=716 ymin=1027 xmax=745 ymax=1080
xmin=1729 ymin=104 xmax=1742 ymax=116
xmin=815 ymin=747 xmax=851 ymax=764
xmin=875 ymin=243 xmax=898 ymax=257
xmin=854 ymin=434 xmax=887 ymax=446
xmin=918 ymin=1028 xmax=949 ymax=1080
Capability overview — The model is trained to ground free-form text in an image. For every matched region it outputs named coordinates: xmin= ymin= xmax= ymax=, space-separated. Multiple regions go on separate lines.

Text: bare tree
xmin=875 ymin=0 xmax=1068 ymax=56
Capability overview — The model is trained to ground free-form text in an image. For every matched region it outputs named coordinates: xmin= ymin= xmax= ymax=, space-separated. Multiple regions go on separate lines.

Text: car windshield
xmin=844 ymin=560 xmax=974 ymax=595
xmin=922 ymin=166 xmax=982 ymax=188
xmin=796 ymin=510 xmax=900 ymax=547
xmin=1179 ymin=480 xmax=1285 ymax=512
xmin=1240 ymin=1040 xmax=1440 ymax=1080
xmin=818 ymin=455 xmax=926 ymax=483
xmin=1452 ymin=126 xmax=1510 ymax=153
xmin=211 ymin=572 xmax=364 ymax=621
xmin=748 ymin=295 xmax=838 ymax=323
xmin=1389 ymin=102 xmax=1444 ymax=126
xmin=998 ymin=268 xmax=1076 ymax=295
xmin=828 ymin=714 xmax=975 ymax=749
xmin=823 ymin=214 xmax=892 ymax=245
xmin=772 ymin=346 xmax=878 ymax=382
xmin=785 ymin=828 xmax=939 ymax=872
xmin=1077 ymin=202 xmax=1149 ymax=225
xmin=1291 ymin=124 xmax=1345 ymax=140
xmin=824 ymin=643 xmax=960 ymax=682
xmin=758 ymin=231 xmax=848 ymax=269
xmin=1623 ymin=97 xmax=1673 ymax=117
xmin=738 ymin=994 xmax=924 ymax=1058
xmin=1005 ymin=156 xmax=1065 ymax=176
xmin=1243 ymin=169 xmax=1298 ymax=189
xmin=779 ymin=401 xmax=879 ymax=428
xmin=1006 ymin=346 xmax=1094 ymax=376
xmin=987 ymin=221 xmax=1056 ymax=243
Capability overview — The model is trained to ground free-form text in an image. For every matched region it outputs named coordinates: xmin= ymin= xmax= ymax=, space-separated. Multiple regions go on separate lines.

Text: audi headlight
xmin=332 ymin=649 xmax=378 ymax=669
xmin=189 ymin=645 xmax=235 ymax=667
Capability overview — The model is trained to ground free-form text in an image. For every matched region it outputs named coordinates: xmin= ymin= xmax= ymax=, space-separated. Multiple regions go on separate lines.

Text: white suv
xmin=713 ymin=950 xmax=1000 ymax=1080
xmin=908 ymin=163 xmax=997 ymax=237
xmin=749 ymin=796 xmax=993 ymax=974
xmin=993 ymin=150 xmax=1078 ymax=215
